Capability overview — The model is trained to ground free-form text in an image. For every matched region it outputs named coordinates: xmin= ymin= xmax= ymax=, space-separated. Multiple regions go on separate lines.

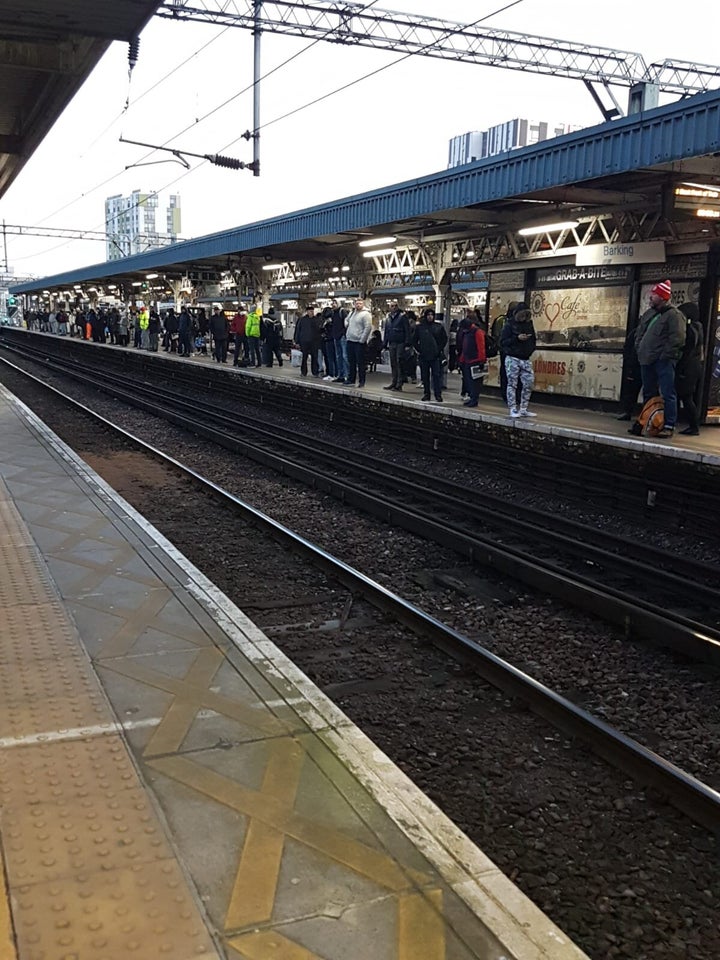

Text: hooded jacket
xmin=500 ymin=306 xmax=536 ymax=360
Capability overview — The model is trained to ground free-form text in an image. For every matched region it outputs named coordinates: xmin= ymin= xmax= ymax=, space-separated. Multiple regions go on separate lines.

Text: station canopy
xmin=0 ymin=0 xmax=160 ymax=199
xmin=10 ymin=86 xmax=720 ymax=298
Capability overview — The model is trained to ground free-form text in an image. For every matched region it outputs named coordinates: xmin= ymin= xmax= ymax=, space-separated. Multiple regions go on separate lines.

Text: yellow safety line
xmin=225 ymin=740 xmax=305 ymax=929
xmin=398 ymin=889 xmax=446 ymax=960
xmin=227 ymin=929 xmax=329 ymax=959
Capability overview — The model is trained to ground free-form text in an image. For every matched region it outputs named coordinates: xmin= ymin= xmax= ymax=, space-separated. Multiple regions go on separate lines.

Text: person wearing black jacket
xmin=675 ymin=302 xmax=704 ymax=435
xmin=500 ymin=303 xmax=537 ymax=418
xmin=382 ymin=302 xmax=411 ymax=391
xmin=329 ymin=300 xmax=348 ymax=382
xmin=209 ymin=307 xmax=229 ymax=362
xmin=262 ymin=308 xmax=284 ymax=368
xmin=616 ymin=318 xmax=642 ymax=420
xmin=293 ymin=305 xmax=322 ymax=376
xmin=413 ymin=309 xmax=448 ymax=402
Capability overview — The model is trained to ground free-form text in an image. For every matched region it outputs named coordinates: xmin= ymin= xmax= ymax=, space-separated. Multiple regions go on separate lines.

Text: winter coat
xmin=500 ymin=308 xmax=536 ymax=360
xmin=413 ymin=318 xmax=448 ymax=361
xmin=458 ymin=324 xmax=486 ymax=365
xmin=178 ymin=310 xmax=192 ymax=334
xmin=330 ymin=308 xmax=348 ymax=340
xmin=294 ymin=313 xmax=321 ymax=346
xmin=229 ymin=313 xmax=246 ymax=336
xmin=382 ymin=309 xmax=411 ymax=347
xmin=675 ymin=316 xmax=704 ymax=395
xmin=209 ymin=312 xmax=228 ymax=340
xmin=634 ymin=303 xmax=685 ymax=364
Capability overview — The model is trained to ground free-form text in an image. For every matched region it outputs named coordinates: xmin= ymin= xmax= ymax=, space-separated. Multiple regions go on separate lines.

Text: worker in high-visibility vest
xmin=138 ymin=307 xmax=150 ymax=350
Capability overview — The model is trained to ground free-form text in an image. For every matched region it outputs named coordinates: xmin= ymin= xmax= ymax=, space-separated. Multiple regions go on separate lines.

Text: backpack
xmin=629 ymin=396 xmax=665 ymax=437
xmin=484 ymin=331 xmax=499 ymax=359
xmin=679 ymin=320 xmax=704 ymax=368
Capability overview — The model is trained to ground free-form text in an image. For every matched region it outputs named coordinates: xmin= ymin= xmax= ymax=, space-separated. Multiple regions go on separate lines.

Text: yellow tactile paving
xmin=0 ymin=488 xmax=220 ymax=960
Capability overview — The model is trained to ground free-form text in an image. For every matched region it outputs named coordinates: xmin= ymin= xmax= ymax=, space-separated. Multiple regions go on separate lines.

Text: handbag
xmin=470 ymin=363 xmax=487 ymax=380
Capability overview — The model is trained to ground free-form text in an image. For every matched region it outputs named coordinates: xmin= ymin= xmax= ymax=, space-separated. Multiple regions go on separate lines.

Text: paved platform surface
xmin=0 ymin=383 xmax=590 ymax=959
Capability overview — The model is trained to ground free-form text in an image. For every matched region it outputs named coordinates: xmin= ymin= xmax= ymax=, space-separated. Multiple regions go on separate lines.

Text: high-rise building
xmin=105 ymin=191 xmax=181 ymax=261
xmin=448 ymin=119 xmax=581 ymax=167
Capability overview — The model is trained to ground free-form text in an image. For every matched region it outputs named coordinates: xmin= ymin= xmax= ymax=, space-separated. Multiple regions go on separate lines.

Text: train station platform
xmin=0 ymin=382 xmax=590 ymax=960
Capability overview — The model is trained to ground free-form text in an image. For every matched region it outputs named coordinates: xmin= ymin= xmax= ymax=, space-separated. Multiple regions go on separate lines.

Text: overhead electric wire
xmin=11 ymin=0 xmax=526 ymax=265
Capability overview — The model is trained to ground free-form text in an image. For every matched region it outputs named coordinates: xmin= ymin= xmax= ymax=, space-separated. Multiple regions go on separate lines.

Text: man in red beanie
xmin=632 ymin=280 xmax=686 ymax=438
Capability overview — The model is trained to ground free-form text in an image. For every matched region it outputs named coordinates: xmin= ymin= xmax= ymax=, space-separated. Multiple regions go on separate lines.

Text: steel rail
xmin=38 ymin=348 xmax=720 ymax=603
xmin=3 ymin=354 xmax=720 ymax=833
xmin=4 ymin=350 xmax=720 ymax=669
xmin=8 ymin=333 xmax=720 ymax=520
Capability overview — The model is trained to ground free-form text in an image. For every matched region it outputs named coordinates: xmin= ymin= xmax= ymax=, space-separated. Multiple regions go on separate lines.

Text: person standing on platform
xmin=616 ymin=317 xmax=643 ymax=420
xmin=245 ymin=304 xmax=263 ymax=367
xmin=230 ymin=308 xmax=247 ymax=366
xmin=344 ymin=298 xmax=372 ymax=388
xmin=148 ymin=310 xmax=161 ymax=352
xmin=457 ymin=312 xmax=487 ymax=408
xmin=382 ymin=301 xmax=411 ymax=391
xmin=330 ymin=299 xmax=349 ymax=383
xmin=262 ymin=308 xmax=284 ymax=367
xmin=634 ymin=280 xmax=685 ymax=438
xmin=413 ymin=308 xmax=447 ymax=402
xmin=493 ymin=301 xmax=519 ymax=400
xmin=178 ymin=306 xmax=193 ymax=356
xmin=117 ymin=310 xmax=129 ymax=347
xmin=210 ymin=307 xmax=229 ymax=362
xmin=501 ymin=302 xmax=537 ymax=417
xmin=293 ymin=305 xmax=322 ymax=377
xmin=675 ymin=302 xmax=704 ymax=436
xmin=320 ymin=308 xmax=336 ymax=380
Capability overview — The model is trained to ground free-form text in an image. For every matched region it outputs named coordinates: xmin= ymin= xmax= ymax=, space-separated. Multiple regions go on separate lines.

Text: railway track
xmin=3 ymin=344 xmax=720 ymax=670
xmin=2 ymin=352 xmax=719 ymax=836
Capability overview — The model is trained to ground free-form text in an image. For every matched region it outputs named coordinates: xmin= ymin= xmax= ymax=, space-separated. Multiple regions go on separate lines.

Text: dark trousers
xmin=619 ymin=365 xmax=642 ymax=416
xmin=300 ymin=343 xmax=319 ymax=376
xmin=388 ymin=342 xmax=404 ymax=387
xmin=420 ymin=357 xmax=443 ymax=399
xmin=247 ymin=336 xmax=262 ymax=366
xmin=678 ymin=389 xmax=700 ymax=431
xmin=462 ymin=363 xmax=480 ymax=404
xmin=214 ymin=337 xmax=228 ymax=362
xmin=346 ymin=340 xmax=366 ymax=386
xmin=178 ymin=331 xmax=192 ymax=355
xmin=233 ymin=333 xmax=248 ymax=364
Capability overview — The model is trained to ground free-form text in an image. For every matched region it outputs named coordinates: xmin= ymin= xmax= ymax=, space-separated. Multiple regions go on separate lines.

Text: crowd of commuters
xmin=22 ymin=281 xmax=706 ymax=437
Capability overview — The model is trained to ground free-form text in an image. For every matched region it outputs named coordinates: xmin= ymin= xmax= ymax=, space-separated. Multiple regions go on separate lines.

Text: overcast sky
xmin=2 ymin=0 xmax=718 ymax=279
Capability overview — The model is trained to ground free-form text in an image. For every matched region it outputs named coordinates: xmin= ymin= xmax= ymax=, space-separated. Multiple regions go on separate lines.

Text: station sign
xmin=576 ymin=241 xmax=665 ymax=266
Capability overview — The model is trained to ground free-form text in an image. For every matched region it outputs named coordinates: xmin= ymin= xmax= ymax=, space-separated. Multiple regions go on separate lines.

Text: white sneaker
xmin=520 ymin=409 xmax=537 ymax=417
xmin=509 ymin=408 xmax=521 ymax=418
xmin=323 ymin=375 xmax=334 ymax=381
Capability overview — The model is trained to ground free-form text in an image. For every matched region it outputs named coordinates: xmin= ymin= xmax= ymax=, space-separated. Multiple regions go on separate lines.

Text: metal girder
xmin=0 ymin=39 xmax=83 ymax=72
xmin=157 ymin=1 xmax=720 ymax=95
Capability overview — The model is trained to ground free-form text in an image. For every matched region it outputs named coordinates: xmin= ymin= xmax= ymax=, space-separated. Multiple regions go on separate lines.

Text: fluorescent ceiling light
xmin=146 ymin=273 xmax=159 ymax=279
xmin=518 ymin=220 xmax=579 ymax=236
xmin=262 ymin=263 xmax=285 ymax=271
xmin=358 ymin=236 xmax=396 ymax=248
xmin=131 ymin=281 xmax=142 ymax=287
xmin=362 ymin=248 xmax=396 ymax=258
